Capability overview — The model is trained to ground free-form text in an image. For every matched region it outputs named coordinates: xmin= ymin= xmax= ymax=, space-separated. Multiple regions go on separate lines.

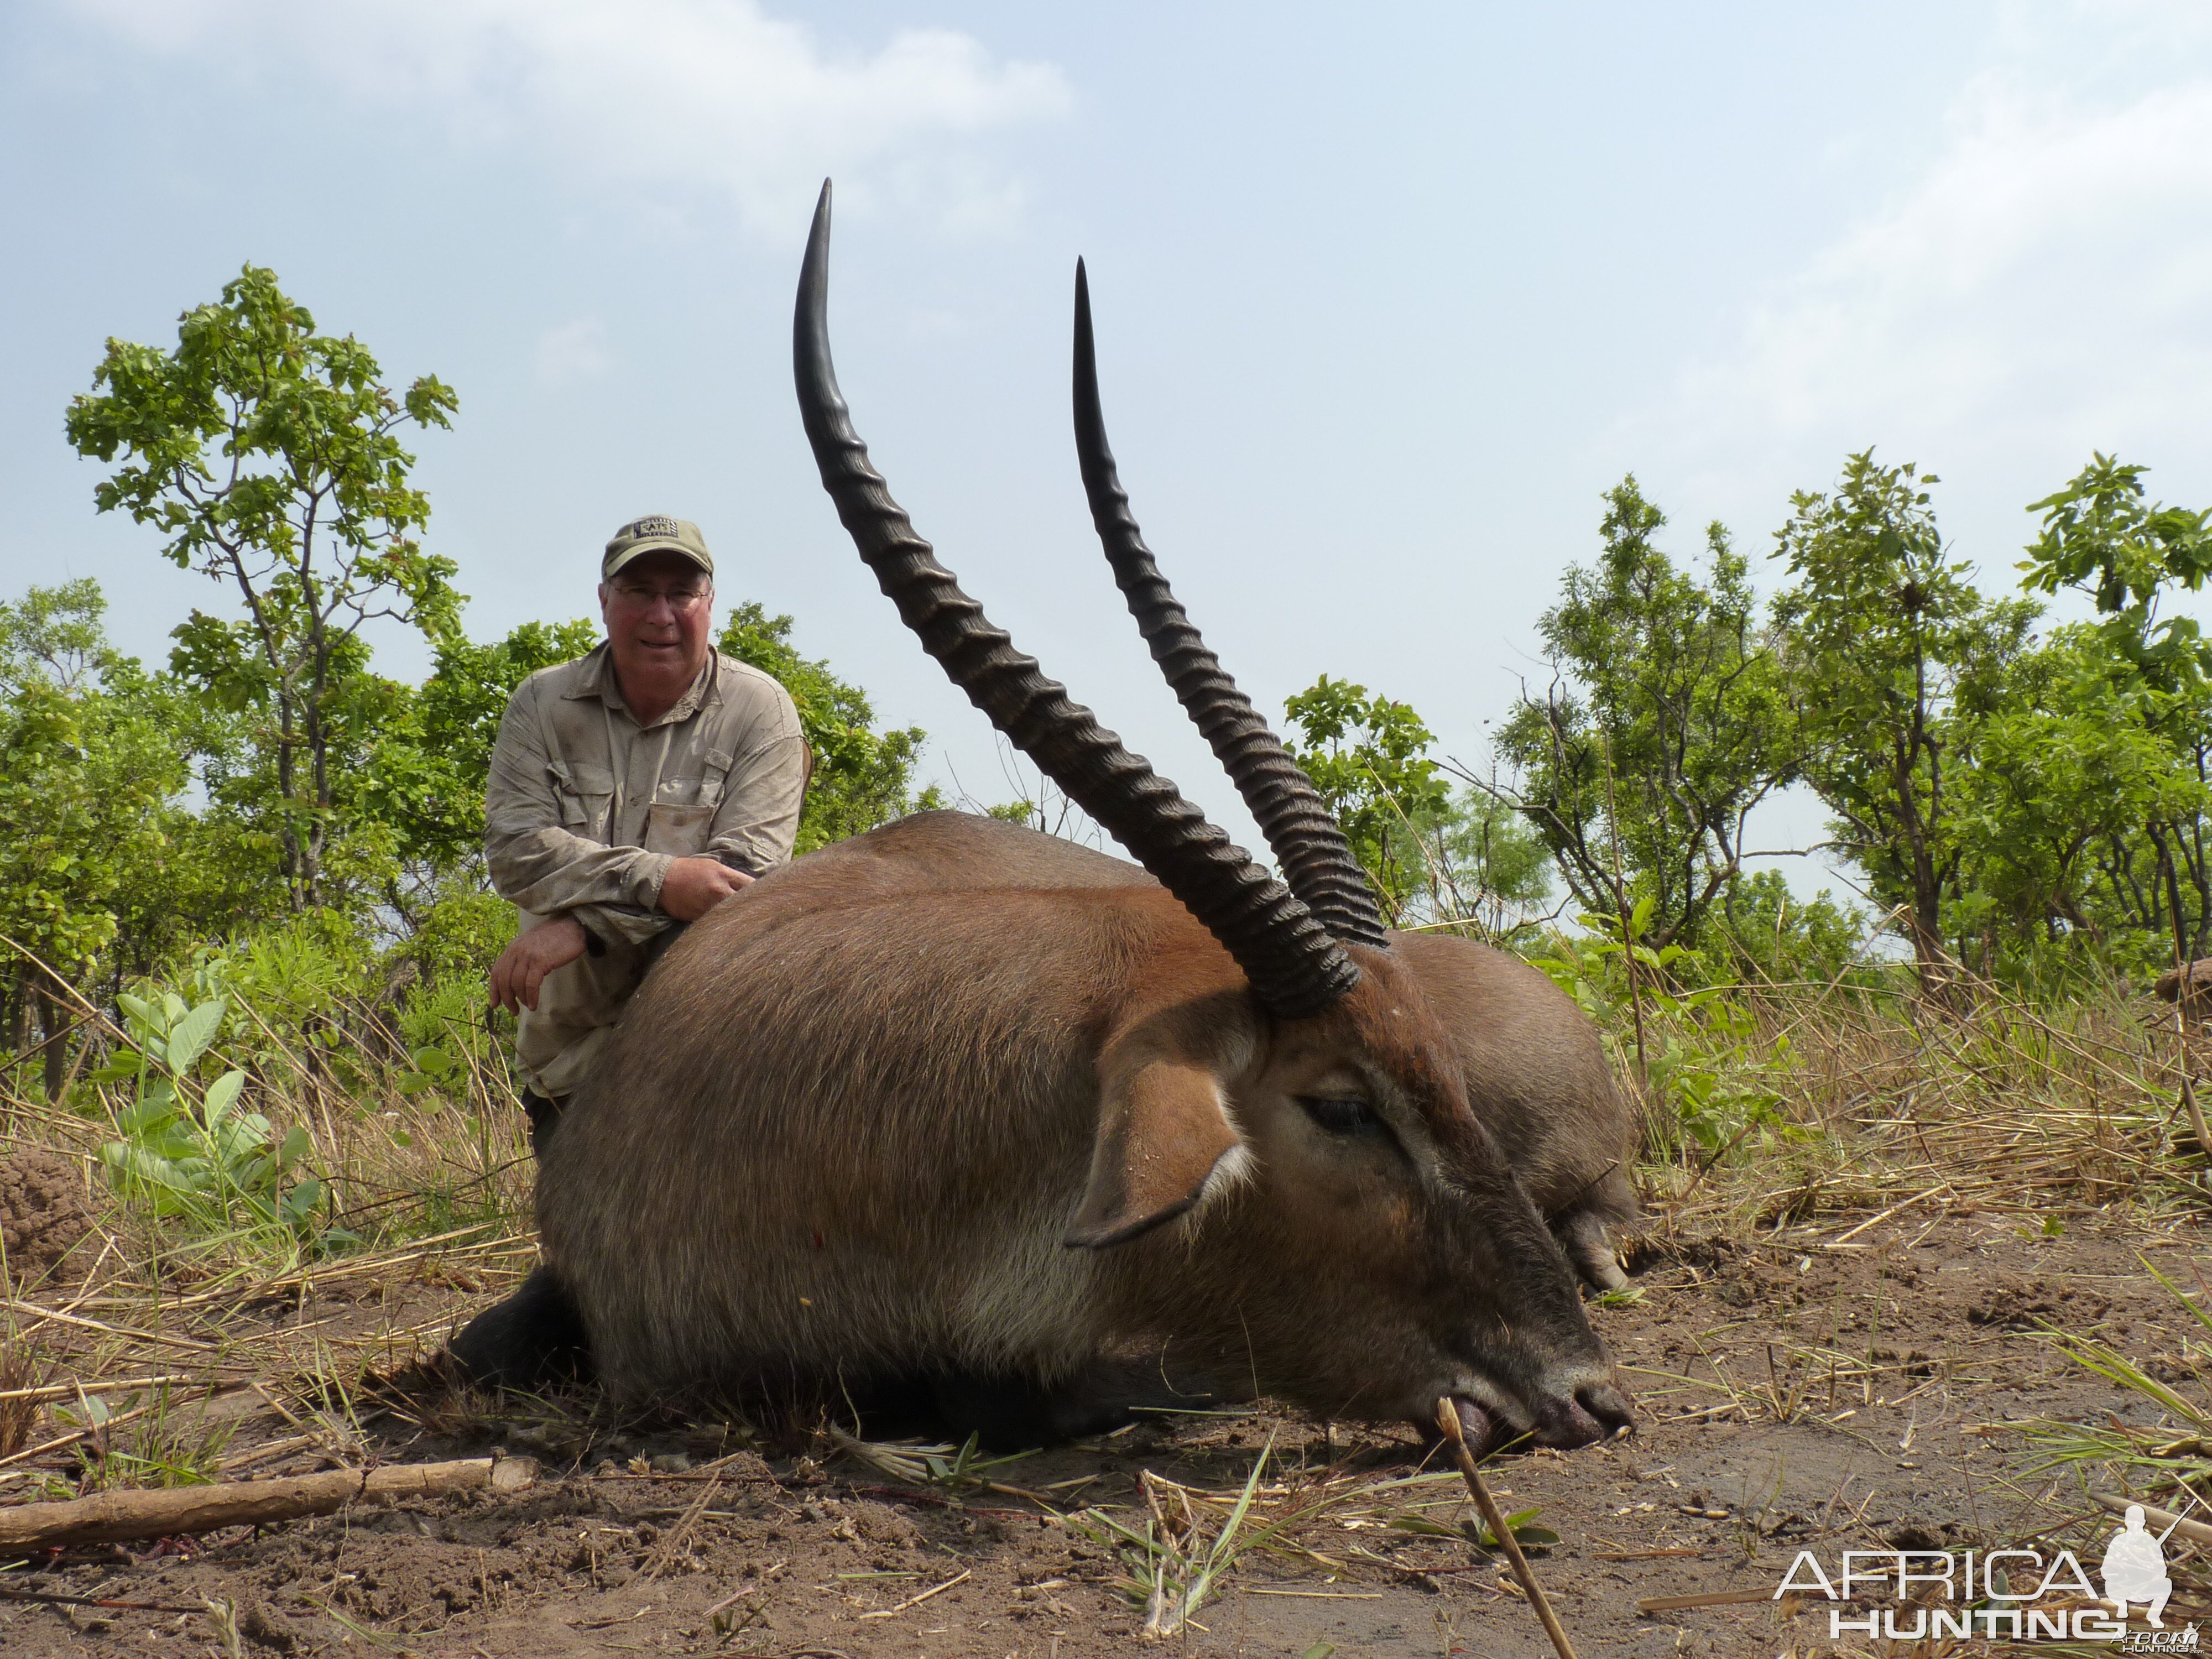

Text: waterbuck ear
xmin=1065 ymin=1060 xmax=1245 ymax=1250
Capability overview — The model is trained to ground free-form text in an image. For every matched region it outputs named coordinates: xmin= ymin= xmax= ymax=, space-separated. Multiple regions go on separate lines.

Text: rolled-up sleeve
xmin=484 ymin=677 xmax=675 ymax=944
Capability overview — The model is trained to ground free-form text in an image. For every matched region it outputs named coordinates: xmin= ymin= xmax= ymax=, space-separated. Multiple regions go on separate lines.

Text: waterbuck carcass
xmin=453 ymin=183 xmax=1634 ymax=1455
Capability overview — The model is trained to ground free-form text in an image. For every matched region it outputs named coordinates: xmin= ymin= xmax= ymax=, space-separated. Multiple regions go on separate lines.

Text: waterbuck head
xmin=794 ymin=181 xmax=1630 ymax=1453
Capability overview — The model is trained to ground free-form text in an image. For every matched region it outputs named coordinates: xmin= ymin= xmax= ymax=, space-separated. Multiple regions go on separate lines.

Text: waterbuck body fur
xmin=771 ymin=809 xmax=1639 ymax=1288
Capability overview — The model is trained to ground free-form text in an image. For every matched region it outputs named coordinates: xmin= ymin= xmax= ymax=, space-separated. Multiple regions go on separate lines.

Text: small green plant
xmin=393 ymin=1043 xmax=458 ymax=1098
xmin=72 ymin=1384 xmax=236 ymax=1491
xmin=88 ymin=987 xmax=335 ymax=1251
xmin=1381 ymin=1501 xmax=1556 ymax=1548
xmin=1076 ymin=1438 xmax=1275 ymax=1638
xmin=827 ymin=1426 xmax=1035 ymax=1494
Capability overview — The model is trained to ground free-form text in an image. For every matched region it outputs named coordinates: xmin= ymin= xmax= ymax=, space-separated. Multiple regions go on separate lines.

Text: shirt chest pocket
xmin=643 ymin=749 xmax=734 ymax=857
xmin=550 ymin=761 xmax=617 ymax=841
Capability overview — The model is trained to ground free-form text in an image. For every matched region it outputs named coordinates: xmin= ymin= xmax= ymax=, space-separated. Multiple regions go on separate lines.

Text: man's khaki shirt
xmin=485 ymin=643 xmax=806 ymax=1098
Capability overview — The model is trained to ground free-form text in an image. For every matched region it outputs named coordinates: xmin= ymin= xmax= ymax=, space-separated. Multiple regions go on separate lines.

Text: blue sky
xmin=5 ymin=1 xmax=2211 ymax=903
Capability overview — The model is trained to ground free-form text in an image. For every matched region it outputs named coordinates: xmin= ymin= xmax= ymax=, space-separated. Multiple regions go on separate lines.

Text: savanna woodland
xmin=6 ymin=270 xmax=2212 ymax=1658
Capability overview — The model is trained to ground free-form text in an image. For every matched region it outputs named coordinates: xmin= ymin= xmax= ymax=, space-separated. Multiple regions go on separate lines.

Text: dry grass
xmin=0 ymin=1339 xmax=43 ymax=1460
xmin=1634 ymin=971 xmax=2206 ymax=1244
xmin=0 ymin=961 xmax=539 ymax=1499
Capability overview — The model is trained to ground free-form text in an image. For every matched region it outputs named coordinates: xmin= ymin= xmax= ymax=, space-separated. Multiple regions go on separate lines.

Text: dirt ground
xmin=2 ymin=1203 xmax=2206 ymax=1659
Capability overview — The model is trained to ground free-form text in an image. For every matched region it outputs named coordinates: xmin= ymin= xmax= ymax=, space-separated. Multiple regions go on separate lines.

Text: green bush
xmin=88 ymin=988 xmax=338 ymax=1255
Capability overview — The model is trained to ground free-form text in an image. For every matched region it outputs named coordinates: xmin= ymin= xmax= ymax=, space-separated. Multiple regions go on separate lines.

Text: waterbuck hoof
xmin=446 ymin=1266 xmax=593 ymax=1392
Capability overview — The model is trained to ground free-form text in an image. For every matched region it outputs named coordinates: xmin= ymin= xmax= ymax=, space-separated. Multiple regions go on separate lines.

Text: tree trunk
xmin=36 ymin=984 xmax=67 ymax=1100
xmin=2153 ymin=828 xmax=2189 ymax=970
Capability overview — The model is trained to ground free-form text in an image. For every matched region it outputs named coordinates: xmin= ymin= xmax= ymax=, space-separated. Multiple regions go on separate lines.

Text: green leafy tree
xmin=2012 ymin=456 xmax=2212 ymax=962
xmin=1706 ymin=869 xmax=1865 ymax=986
xmin=354 ymin=619 xmax=598 ymax=984
xmin=1948 ymin=627 xmax=2189 ymax=966
xmin=1492 ymin=477 xmax=1796 ymax=953
xmin=1772 ymin=452 xmax=2038 ymax=993
xmin=1282 ymin=675 xmax=1451 ymax=920
xmin=0 ymin=582 xmax=187 ymax=1094
xmin=1394 ymin=785 xmax=1555 ymax=941
xmin=65 ymin=264 xmax=460 ymax=912
xmin=718 ymin=601 xmax=938 ymax=851
xmin=2023 ymin=454 xmax=2212 ymax=691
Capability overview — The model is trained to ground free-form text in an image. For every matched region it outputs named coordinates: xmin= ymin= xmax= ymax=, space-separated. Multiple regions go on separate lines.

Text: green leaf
xmin=163 ymin=997 xmax=226 ymax=1073
xmin=410 ymin=1045 xmax=453 ymax=1079
xmin=86 ymin=1056 xmax=144 ymax=1084
xmin=201 ymin=1068 xmax=246 ymax=1125
xmin=276 ymin=1124 xmax=312 ymax=1169
xmin=119 ymin=1091 xmax=177 ymax=1136
xmin=282 ymin=1178 xmax=325 ymax=1228
xmin=1472 ymin=1506 xmax=1558 ymax=1548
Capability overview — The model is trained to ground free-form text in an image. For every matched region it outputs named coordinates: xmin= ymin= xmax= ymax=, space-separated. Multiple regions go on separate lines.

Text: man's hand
xmin=659 ymin=856 xmax=753 ymax=921
xmin=491 ymin=915 xmax=589 ymax=1014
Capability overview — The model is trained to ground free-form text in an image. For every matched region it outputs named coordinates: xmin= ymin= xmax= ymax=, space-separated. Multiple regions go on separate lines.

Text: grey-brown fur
xmin=786 ymin=811 xmax=1639 ymax=1288
xmin=526 ymin=811 xmax=1631 ymax=1451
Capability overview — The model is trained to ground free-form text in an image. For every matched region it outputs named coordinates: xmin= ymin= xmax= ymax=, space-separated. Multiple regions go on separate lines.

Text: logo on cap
xmin=623 ymin=515 xmax=681 ymax=541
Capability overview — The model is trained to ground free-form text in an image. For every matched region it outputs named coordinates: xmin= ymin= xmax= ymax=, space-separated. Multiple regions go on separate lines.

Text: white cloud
xmin=533 ymin=316 xmax=614 ymax=387
xmin=1626 ymin=70 xmax=2212 ymax=541
xmin=71 ymin=0 xmax=1071 ymax=236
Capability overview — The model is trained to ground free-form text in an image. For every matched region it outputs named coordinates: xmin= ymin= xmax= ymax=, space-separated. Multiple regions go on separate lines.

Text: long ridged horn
xmin=1072 ymin=261 xmax=1391 ymax=949
xmin=794 ymin=181 xmax=1359 ymax=1018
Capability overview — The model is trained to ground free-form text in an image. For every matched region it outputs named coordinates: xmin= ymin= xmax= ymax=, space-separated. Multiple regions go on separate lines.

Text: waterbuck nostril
xmin=1578 ymin=1380 xmax=1635 ymax=1437
xmin=1533 ymin=1395 xmax=1605 ymax=1448
xmin=1530 ymin=1375 xmax=1634 ymax=1447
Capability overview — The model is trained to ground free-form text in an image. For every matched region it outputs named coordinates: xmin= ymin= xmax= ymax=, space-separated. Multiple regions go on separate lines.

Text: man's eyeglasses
xmin=610 ymin=581 xmax=711 ymax=611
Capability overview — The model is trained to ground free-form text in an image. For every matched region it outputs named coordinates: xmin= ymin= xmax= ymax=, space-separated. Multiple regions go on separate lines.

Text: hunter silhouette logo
xmin=2104 ymin=1503 xmax=2183 ymax=1628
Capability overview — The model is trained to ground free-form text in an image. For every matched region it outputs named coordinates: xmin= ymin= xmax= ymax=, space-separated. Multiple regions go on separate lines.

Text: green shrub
xmin=87 ymin=987 xmax=341 ymax=1258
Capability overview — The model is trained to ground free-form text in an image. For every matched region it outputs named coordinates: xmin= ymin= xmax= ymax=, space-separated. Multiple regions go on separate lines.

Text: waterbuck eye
xmin=1298 ymin=1095 xmax=1382 ymax=1136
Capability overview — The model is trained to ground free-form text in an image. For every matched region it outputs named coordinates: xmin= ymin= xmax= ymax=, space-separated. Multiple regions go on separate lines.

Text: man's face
xmin=599 ymin=551 xmax=714 ymax=688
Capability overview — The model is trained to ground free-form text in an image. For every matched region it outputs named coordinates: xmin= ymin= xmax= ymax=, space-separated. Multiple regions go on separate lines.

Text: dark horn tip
xmin=799 ymin=180 xmax=833 ymax=311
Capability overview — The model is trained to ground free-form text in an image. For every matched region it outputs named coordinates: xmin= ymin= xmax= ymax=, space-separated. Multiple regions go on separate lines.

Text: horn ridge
xmin=1071 ymin=259 xmax=1391 ymax=949
xmin=794 ymin=181 xmax=1359 ymax=1019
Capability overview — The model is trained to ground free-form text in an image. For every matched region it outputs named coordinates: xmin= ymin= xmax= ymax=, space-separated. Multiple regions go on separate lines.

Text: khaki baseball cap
xmin=602 ymin=514 xmax=714 ymax=578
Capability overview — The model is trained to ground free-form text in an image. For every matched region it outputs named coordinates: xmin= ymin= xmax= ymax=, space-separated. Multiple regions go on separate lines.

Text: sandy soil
xmin=2 ymin=1204 xmax=2205 ymax=1658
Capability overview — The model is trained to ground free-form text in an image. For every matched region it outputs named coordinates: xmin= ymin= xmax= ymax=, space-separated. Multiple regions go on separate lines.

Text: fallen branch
xmin=858 ymin=1568 xmax=971 ymax=1619
xmin=1637 ymin=1588 xmax=1785 ymax=1613
xmin=0 ymin=1454 xmax=536 ymax=1550
xmin=0 ymin=1584 xmax=208 ymax=1614
xmin=0 ymin=1374 xmax=197 ymax=1406
xmin=1436 ymin=1399 xmax=1578 ymax=1659
xmin=2091 ymin=1491 xmax=2212 ymax=1548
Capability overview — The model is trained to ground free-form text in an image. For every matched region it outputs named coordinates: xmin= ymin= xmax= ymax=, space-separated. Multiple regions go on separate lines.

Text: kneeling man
xmin=484 ymin=515 xmax=807 ymax=1152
